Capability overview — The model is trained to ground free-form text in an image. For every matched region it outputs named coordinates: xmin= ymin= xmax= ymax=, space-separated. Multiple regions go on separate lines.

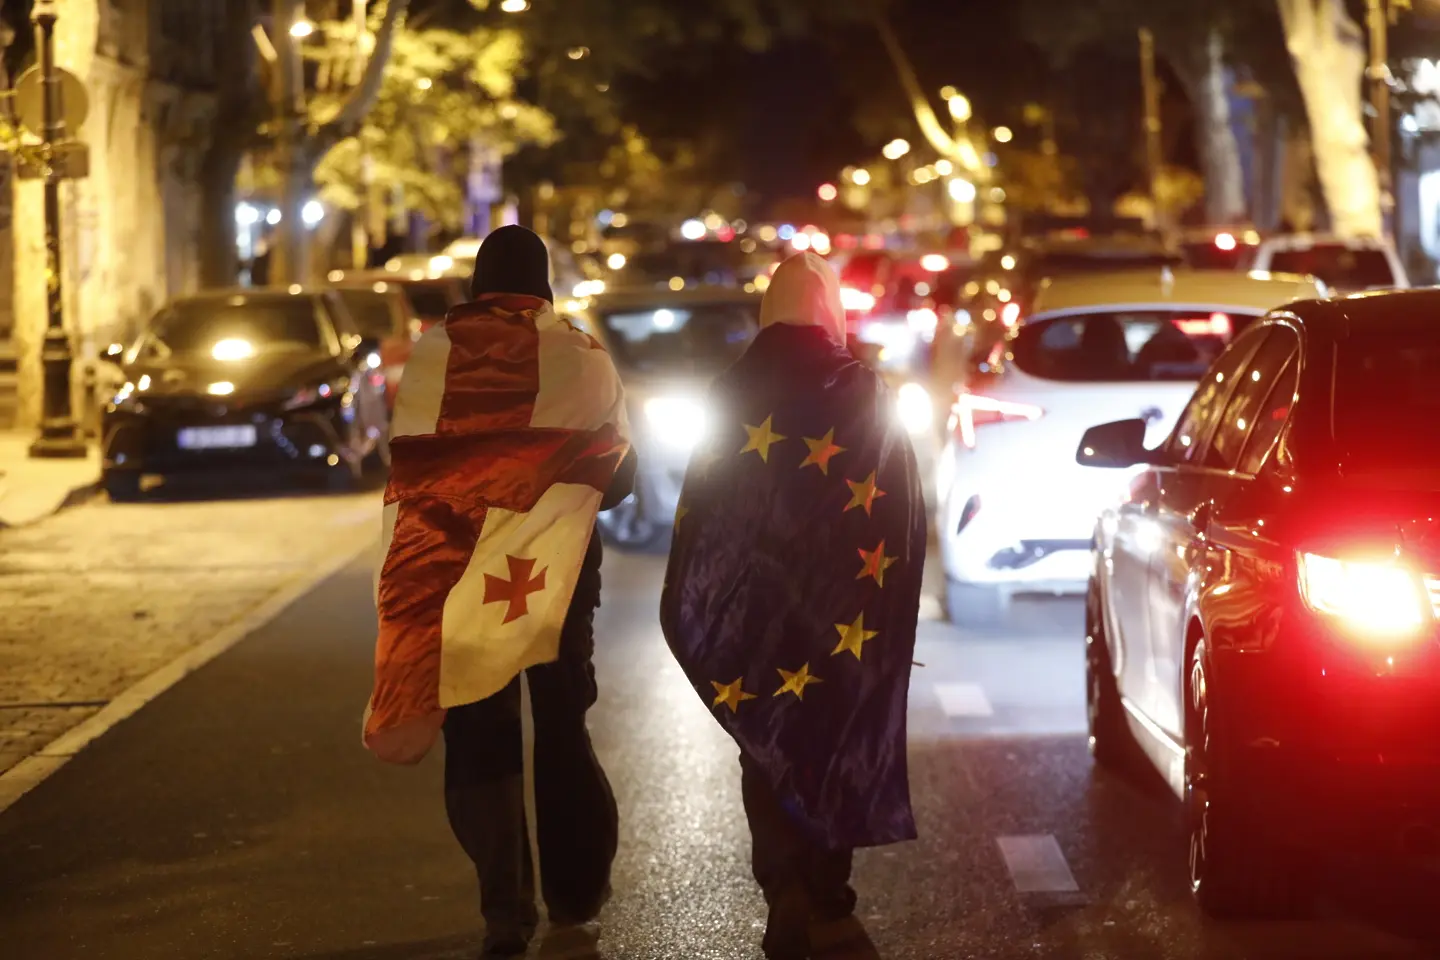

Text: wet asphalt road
xmin=4 ymin=545 xmax=1440 ymax=960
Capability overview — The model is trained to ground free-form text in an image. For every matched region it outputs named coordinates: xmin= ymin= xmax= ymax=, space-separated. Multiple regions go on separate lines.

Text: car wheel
xmin=1185 ymin=637 xmax=1307 ymax=918
xmin=943 ymin=578 xmax=1009 ymax=629
xmin=103 ymin=472 xmax=144 ymax=503
xmin=598 ymin=491 xmax=662 ymax=550
xmin=1085 ymin=580 xmax=1139 ymax=772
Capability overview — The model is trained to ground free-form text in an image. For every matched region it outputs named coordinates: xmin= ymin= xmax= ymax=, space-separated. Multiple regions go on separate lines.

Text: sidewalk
xmin=0 ymin=490 xmax=380 ymax=798
xmin=0 ymin=431 xmax=100 ymax=527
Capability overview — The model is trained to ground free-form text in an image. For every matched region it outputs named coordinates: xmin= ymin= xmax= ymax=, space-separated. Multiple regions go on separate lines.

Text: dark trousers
xmin=442 ymin=535 xmax=617 ymax=934
xmin=740 ymin=754 xmax=857 ymax=922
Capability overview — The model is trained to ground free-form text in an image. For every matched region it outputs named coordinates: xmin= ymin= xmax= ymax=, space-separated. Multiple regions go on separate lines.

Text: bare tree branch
xmin=313 ymin=0 xmax=412 ymax=155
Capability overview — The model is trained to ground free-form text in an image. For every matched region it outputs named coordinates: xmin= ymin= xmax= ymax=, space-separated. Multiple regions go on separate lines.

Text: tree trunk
xmin=1174 ymin=31 xmax=1248 ymax=224
xmin=1277 ymin=0 xmax=1381 ymax=238
xmin=198 ymin=136 xmax=245 ymax=288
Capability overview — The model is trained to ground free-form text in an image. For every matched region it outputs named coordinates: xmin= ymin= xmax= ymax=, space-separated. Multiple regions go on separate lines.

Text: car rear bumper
xmin=1216 ymin=618 xmax=1440 ymax=859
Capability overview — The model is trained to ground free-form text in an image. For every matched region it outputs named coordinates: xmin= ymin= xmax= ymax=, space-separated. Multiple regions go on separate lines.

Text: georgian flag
xmin=366 ymin=293 xmax=630 ymax=764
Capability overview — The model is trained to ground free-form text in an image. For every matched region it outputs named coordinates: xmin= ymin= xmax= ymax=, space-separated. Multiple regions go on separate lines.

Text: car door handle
xmin=1139 ymin=406 xmax=1163 ymax=423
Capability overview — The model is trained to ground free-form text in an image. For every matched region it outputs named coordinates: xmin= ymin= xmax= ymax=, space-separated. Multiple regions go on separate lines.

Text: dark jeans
xmin=442 ymin=533 xmax=617 ymax=934
xmin=740 ymin=754 xmax=857 ymax=922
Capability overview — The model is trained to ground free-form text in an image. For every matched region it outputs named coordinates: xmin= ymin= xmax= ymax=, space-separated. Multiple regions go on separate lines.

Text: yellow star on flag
xmin=740 ymin=414 xmax=787 ymax=463
xmin=856 ymin=540 xmax=898 ymax=587
xmin=832 ymin=613 xmax=879 ymax=661
xmin=774 ymin=663 xmax=823 ymax=699
xmin=711 ymin=678 xmax=757 ymax=713
xmin=800 ymin=428 xmax=846 ymax=475
xmin=844 ymin=471 xmax=887 ymax=515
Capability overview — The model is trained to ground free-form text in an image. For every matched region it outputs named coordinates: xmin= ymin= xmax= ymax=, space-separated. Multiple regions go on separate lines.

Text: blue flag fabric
xmin=660 ymin=323 xmax=926 ymax=850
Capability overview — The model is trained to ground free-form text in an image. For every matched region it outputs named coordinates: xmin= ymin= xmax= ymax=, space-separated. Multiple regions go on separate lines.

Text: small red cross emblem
xmin=483 ymin=555 xmax=548 ymax=624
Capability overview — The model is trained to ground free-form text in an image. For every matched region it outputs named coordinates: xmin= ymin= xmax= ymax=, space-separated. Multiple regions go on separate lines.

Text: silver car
xmin=569 ymin=287 xmax=762 ymax=549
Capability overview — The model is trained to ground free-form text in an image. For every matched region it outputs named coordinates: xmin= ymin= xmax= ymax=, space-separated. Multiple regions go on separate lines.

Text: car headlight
xmin=643 ymin=396 xmax=707 ymax=451
xmin=1297 ymin=552 xmax=1429 ymax=638
xmin=896 ymin=382 xmax=933 ymax=435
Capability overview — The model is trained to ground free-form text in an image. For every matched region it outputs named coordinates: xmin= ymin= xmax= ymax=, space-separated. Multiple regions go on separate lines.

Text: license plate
xmin=176 ymin=425 xmax=257 ymax=450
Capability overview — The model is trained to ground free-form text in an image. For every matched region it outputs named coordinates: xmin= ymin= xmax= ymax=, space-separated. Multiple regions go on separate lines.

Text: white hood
xmin=759 ymin=252 xmax=847 ymax=345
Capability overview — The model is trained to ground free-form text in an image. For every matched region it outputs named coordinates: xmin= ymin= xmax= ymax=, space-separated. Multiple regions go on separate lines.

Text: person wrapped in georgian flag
xmin=367 ymin=226 xmax=634 ymax=956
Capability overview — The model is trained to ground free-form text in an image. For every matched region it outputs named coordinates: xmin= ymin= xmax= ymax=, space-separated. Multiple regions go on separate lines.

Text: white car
xmin=1250 ymin=234 xmax=1407 ymax=293
xmin=935 ymin=268 xmax=1327 ymax=626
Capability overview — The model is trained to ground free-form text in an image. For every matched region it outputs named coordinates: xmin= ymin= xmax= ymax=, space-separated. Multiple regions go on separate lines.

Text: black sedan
xmin=101 ymin=288 xmax=390 ymax=499
xmin=1077 ymin=289 xmax=1440 ymax=917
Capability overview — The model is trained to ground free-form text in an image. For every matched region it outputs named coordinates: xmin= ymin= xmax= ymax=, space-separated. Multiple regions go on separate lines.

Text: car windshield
xmin=1010 ymin=309 xmax=1259 ymax=382
xmin=598 ymin=300 xmax=759 ymax=374
xmin=336 ymin=290 xmax=397 ymax=340
xmin=142 ymin=298 xmax=324 ymax=356
xmin=1334 ymin=331 xmax=1440 ymax=470
xmin=1267 ymin=245 xmax=1394 ymax=290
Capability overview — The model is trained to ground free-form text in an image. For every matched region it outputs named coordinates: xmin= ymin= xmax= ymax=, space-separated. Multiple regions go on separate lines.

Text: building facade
xmin=8 ymin=0 xmax=227 ymax=429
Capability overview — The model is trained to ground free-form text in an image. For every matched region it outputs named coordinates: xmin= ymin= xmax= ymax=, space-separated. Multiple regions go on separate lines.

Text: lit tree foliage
xmin=308 ymin=15 xmax=555 ymax=228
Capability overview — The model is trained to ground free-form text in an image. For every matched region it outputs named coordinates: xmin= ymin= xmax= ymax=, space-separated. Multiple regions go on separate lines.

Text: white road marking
xmin=996 ymin=834 xmax=1080 ymax=893
xmin=0 ymin=526 xmax=375 ymax=815
xmin=934 ymin=682 xmax=994 ymax=717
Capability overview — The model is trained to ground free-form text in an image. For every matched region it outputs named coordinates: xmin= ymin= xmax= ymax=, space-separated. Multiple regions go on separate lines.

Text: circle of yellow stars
xmin=697 ymin=408 xmax=900 ymax=713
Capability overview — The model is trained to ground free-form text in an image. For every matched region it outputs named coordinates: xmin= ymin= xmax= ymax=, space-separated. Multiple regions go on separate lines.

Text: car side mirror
xmin=1077 ymin=418 xmax=1153 ymax=468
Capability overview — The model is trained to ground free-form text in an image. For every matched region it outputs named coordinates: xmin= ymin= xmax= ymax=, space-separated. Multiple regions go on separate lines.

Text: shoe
xmin=536 ymin=921 xmax=601 ymax=959
xmin=761 ymin=885 xmax=811 ymax=960
xmin=547 ymin=882 xmax=612 ymax=927
xmin=482 ymin=922 xmax=535 ymax=958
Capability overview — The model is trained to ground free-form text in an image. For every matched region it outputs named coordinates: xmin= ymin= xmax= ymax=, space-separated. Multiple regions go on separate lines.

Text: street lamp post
xmin=1367 ymin=0 xmax=1396 ymax=242
xmin=28 ymin=0 xmax=85 ymax=458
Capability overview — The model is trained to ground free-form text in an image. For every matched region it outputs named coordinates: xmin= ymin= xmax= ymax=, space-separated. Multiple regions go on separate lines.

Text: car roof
xmin=1256 ymin=233 xmax=1393 ymax=252
xmin=1286 ymin=287 xmax=1440 ymax=335
xmin=170 ymin=287 xmax=330 ymax=305
xmin=1029 ymin=268 xmax=1326 ymax=318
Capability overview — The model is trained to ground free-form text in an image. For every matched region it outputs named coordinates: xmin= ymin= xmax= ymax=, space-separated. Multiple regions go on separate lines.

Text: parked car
xmin=331 ymin=281 xmax=421 ymax=405
xmin=340 ymin=270 xmax=467 ymax=332
xmin=100 ymin=289 xmax=391 ymax=500
xmin=1251 ymin=234 xmax=1407 ymax=292
xmin=935 ymin=267 xmax=1326 ymax=626
xmin=1077 ymin=288 xmax=1440 ymax=917
xmin=1178 ymin=226 xmax=1262 ymax=271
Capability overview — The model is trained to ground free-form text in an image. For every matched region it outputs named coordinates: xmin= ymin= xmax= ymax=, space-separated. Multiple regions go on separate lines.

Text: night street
xmin=2 ymin=521 xmax=1439 ymax=960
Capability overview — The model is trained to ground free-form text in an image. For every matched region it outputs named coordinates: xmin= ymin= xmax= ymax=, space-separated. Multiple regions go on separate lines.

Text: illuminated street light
xmin=993 ymin=126 xmax=1014 ymax=143
xmin=289 ymin=18 xmax=315 ymax=38
xmin=302 ymin=200 xmax=326 ymax=227
xmin=934 ymin=159 xmax=953 ymax=176
xmin=948 ymin=178 xmax=977 ymax=203
xmin=851 ymin=168 xmax=871 ymax=186
xmin=947 ymin=93 xmax=972 ymax=123
xmin=500 ymin=0 xmax=530 ymax=10
xmin=607 ymin=252 xmax=627 ymax=270
xmin=882 ymin=138 xmax=911 ymax=160
xmin=817 ymin=182 xmax=838 ymax=202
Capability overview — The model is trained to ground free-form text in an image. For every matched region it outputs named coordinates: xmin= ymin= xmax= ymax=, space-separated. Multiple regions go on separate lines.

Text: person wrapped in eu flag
xmin=660 ymin=252 xmax=926 ymax=959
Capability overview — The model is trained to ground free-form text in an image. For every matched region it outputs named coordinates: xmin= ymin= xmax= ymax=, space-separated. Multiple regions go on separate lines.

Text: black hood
xmin=126 ymin=349 xmax=343 ymax=404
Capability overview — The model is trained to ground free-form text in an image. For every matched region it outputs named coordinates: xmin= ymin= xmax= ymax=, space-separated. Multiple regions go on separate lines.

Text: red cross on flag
xmin=366 ymin=293 xmax=630 ymax=764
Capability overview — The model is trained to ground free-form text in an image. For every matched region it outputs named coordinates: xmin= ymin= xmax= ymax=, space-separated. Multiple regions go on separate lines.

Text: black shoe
xmin=761 ymin=885 xmax=810 ymax=960
xmin=547 ymin=882 xmax=612 ymax=927
xmin=482 ymin=922 xmax=535 ymax=958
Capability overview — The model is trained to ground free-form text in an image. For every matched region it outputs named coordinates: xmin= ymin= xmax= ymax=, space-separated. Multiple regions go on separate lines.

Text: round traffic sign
xmin=14 ymin=66 xmax=88 ymax=137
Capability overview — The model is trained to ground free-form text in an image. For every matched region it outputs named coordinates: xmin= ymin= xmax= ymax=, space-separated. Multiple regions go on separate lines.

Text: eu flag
xmin=660 ymin=323 xmax=927 ymax=850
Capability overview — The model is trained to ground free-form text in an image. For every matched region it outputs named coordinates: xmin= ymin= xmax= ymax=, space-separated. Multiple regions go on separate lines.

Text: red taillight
xmin=952 ymin=394 xmax=1044 ymax=449
xmin=1173 ymin=312 xmax=1232 ymax=337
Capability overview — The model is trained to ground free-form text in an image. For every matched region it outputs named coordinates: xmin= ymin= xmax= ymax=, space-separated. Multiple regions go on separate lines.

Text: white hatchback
xmin=935 ymin=268 xmax=1326 ymax=626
